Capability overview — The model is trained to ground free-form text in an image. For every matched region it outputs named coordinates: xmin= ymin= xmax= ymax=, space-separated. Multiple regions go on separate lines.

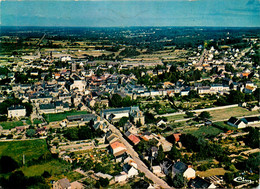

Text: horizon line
xmin=1 ymin=25 xmax=260 ymax=28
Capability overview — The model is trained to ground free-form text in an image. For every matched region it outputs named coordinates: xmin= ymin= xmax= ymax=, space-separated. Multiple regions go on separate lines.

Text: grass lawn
xmin=25 ymin=119 xmax=32 ymax=125
xmin=64 ymin=171 xmax=84 ymax=182
xmin=0 ymin=121 xmax=24 ymax=129
xmin=20 ymin=159 xmax=71 ymax=177
xmin=214 ymin=121 xmax=236 ymax=131
xmin=185 ymin=125 xmax=223 ymax=137
xmin=0 ymin=139 xmax=48 ymax=163
xmin=196 ymin=168 xmax=227 ymax=177
xmin=209 ymin=107 xmax=259 ymax=121
xmin=45 ymin=110 xmax=89 ymax=122
xmin=33 ymin=119 xmax=43 ymax=125
xmin=166 ymin=114 xmax=186 ymax=121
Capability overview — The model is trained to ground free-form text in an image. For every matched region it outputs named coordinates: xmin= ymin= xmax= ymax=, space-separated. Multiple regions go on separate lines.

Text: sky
xmin=1 ymin=0 xmax=260 ymax=27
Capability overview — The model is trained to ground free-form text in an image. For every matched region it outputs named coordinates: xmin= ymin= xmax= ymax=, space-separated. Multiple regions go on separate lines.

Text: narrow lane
xmin=105 ymin=120 xmax=172 ymax=189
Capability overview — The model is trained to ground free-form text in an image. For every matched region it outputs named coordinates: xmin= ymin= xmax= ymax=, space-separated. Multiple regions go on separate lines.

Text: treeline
xmin=109 ymin=94 xmax=137 ymax=108
xmin=214 ymin=90 xmax=259 ymax=106
xmin=63 ymin=121 xmax=104 ymax=141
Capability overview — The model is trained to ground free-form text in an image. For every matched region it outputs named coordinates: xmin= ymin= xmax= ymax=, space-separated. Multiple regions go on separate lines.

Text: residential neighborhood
xmin=0 ymin=22 xmax=259 ymax=189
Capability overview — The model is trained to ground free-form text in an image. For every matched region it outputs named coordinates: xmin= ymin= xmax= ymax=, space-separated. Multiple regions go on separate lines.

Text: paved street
xmin=105 ymin=120 xmax=172 ymax=189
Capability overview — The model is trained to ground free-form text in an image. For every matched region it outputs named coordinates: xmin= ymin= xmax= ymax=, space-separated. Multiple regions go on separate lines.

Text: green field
xmin=185 ymin=125 xmax=223 ymax=137
xmin=21 ymin=159 xmax=71 ymax=177
xmin=0 ymin=139 xmax=49 ymax=163
xmin=166 ymin=114 xmax=186 ymax=121
xmin=0 ymin=121 xmax=24 ymax=129
xmin=45 ymin=110 xmax=89 ymax=122
xmin=209 ymin=107 xmax=259 ymax=121
xmin=214 ymin=121 xmax=236 ymax=131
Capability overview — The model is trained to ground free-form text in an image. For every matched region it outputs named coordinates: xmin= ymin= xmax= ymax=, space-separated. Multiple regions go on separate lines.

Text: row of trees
xmin=109 ymin=94 xmax=137 ymax=108
xmin=64 ymin=122 xmax=103 ymax=141
xmin=215 ymin=90 xmax=259 ymax=106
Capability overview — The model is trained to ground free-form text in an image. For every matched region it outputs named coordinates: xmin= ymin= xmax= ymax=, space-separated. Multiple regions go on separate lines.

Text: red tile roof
xmin=110 ymin=141 xmax=126 ymax=150
xmin=128 ymin=134 xmax=140 ymax=145
xmin=173 ymin=133 xmax=181 ymax=142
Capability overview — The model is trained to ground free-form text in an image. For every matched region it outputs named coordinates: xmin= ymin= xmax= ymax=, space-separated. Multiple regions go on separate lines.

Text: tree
xmin=188 ymin=90 xmax=199 ymax=99
xmin=99 ymin=177 xmax=109 ymax=187
xmin=245 ymin=127 xmax=259 ymax=148
xmin=7 ymin=171 xmax=27 ymax=189
xmin=109 ymin=94 xmax=122 ymax=107
xmin=26 ymin=129 xmax=36 ymax=138
xmin=82 ymin=159 xmax=94 ymax=171
xmin=228 ymin=90 xmax=245 ymax=104
xmin=144 ymin=112 xmax=156 ymax=124
xmin=0 ymin=156 xmax=19 ymax=173
xmin=157 ymin=145 xmax=165 ymax=162
xmin=172 ymin=173 xmax=185 ymax=188
xmin=185 ymin=111 xmax=195 ymax=118
xmin=223 ymin=172 xmax=234 ymax=184
xmin=118 ymin=117 xmax=129 ymax=127
xmin=198 ymin=111 xmax=211 ymax=120
xmin=41 ymin=171 xmax=51 ymax=178
xmin=168 ymin=144 xmax=181 ymax=161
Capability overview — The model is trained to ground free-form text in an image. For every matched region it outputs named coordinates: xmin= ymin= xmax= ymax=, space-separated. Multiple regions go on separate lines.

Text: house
xmin=173 ymin=133 xmax=181 ymax=143
xmin=244 ymin=86 xmax=256 ymax=93
xmin=115 ymin=173 xmax=127 ymax=183
xmin=157 ymin=120 xmax=167 ymax=127
xmin=93 ymin=121 xmax=107 ymax=132
xmin=152 ymin=165 xmax=162 ymax=174
xmin=227 ymin=117 xmax=246 ymax=129
xmin=110 ymin=141 xmax=127 ymax=157
xmin=250 ymin=105 xmax=260 ymax=111
xmin=123 ymin=163 xmax=138 ymax=178
xmin=53 ymin=178 xmax=71 ymax=189
xmin=95 ymin=172 xmax=113 ymax=180
xmin=101 ymin=107 xmax=131 ymax=120
xmin=8 ymin=105 xmax=26 ymax=118
xmin=241 ymin=116 xmax=260 ymax=125
xmin=70 ymin=75 xmax=86 ymax=92
xmin=150 ymin=146 xmax=158 ymax=158
xmin=180 ymin=89 xmax=190 ymax=96
xmin=39 ymin=104 xmax=56 ymax=114
xmin=101 ymin=106 xmax=143 ymax=122
xmin=189 ymin=176 xmax=216 ymax=188
xmin=160 ymin=159 xmax=173 ymax=175
xmin=172 ymin=161 xmax=196 ymax=180
xmin=107 ymin=132 xmax=120 ymax=144
xmin=70 ymin=181 xmax=84 ymax=189
xmin=128 ymin=134 xmax=140 ymax=145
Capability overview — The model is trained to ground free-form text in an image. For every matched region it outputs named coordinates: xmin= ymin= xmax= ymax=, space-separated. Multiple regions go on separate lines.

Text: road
xmin=104 ymin=120 xmax=172 ymax=189
xmin=198 ymin=48 xmax=207 ymax=65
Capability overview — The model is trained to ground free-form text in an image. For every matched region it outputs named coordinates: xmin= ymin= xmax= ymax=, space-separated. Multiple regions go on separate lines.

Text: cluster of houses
xmin=1 ymin=42 xmax=259 ymax=122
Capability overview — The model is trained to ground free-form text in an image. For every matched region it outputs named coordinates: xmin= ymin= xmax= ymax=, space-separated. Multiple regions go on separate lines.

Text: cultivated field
xmin=196 ymin=168 xmax=227 ymax=177
xmin=45 ymin=110 xmax=89 ymax=122
xmin=209 ymin=107 xmax=259 ymax=121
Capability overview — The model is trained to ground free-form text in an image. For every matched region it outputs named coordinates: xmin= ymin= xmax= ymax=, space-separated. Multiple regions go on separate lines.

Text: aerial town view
xmin=0 ymin=0 xmax=259 ymax=189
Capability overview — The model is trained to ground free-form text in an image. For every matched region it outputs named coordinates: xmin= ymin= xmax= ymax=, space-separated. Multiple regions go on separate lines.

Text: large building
xmin=101 ymin=106 xmax=145 ymax=125
xmin=8 ymin=105 xmax=26 ymax=118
